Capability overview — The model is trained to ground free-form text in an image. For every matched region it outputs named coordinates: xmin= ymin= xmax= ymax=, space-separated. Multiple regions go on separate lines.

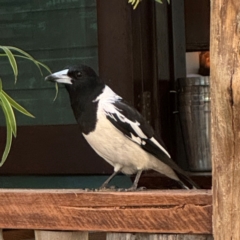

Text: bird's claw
xmin=98 ymin=185 xmax=116 ymax=192
xmin=125 ymin=186 xmax=147 ymax=191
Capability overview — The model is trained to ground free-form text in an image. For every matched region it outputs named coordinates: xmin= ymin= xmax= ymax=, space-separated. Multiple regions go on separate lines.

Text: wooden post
xmin=211 ymin=1 xmax=240 ymax=239
xmin=35 ymin=230 xmax=88 ymax=240
xmin=107 ymin=233 xmax=135 ymax=240
xmin=0 ymin=230 xmax=3 ymax=240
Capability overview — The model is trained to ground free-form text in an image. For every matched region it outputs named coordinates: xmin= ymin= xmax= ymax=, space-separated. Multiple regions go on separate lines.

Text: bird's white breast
xmin=83 ymin=114 xmax=151 ymax=174
xmin=83 ymin=86 xmax=149 ymax=174
xmin=83 ymin=86 xmax=178 ymax=180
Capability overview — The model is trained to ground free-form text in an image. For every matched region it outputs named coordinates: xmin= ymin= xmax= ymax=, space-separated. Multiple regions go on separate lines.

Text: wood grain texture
xmin=0 ymin=230 xmax=3 ymax=240
xmin=211 ymin=0 xmax=240 ymax=239
xmin=107 ymin=233 xmax=136 ymax=240
xmin=35 ymin=230 xmax=88 ymax=240
xmin=0 ymin=189 xmax=211 ymax=234
xmin=107 ymin=233 xmax=213 ymax=240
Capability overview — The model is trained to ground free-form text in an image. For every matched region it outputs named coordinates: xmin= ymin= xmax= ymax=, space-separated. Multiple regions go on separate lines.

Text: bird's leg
xmin=100 ymin=171 xmax=119 ymax=189
xmin=128 ymin=170 xmax=143 ymax=191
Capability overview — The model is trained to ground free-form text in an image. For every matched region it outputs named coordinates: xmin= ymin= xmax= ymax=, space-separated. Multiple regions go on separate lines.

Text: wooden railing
xmin=0 ymin=189 xmax=212 ymax=240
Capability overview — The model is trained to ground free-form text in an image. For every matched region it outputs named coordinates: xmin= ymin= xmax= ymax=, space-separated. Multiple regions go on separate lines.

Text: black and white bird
xmin=45 ymin=64 xmax=199 ymax=190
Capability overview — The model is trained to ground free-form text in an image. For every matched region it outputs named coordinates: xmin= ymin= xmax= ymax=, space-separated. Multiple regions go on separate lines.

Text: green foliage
xmin=0 ymin=46 xmax=51 ymax=166
xmin=128 ymin=0 xmax=170 ymax=9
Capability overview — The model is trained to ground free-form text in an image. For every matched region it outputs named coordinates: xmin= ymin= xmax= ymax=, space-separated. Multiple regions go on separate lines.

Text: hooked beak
xmin=45 ymin=69 xmax=72 ymax=85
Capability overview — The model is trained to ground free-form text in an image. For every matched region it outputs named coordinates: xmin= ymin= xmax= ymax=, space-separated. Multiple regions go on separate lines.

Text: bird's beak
xmin=45 ymin=69 xmax=72 ymax=85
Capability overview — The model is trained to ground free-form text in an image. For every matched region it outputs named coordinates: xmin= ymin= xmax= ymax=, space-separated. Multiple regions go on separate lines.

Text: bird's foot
xmin=125 ymin=186 xmax=147 ymax=192
xmin=98 ymin=185 xmax=116 ymax=192
xmin=136 ymin=186 xmax=147 ymax=191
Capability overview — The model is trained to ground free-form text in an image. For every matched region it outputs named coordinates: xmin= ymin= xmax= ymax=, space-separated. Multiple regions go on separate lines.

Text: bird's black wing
xmin=105 ymin=100 xmax=184 ymax=173
xmin=105 ymin=100 xmax=200 ymax=189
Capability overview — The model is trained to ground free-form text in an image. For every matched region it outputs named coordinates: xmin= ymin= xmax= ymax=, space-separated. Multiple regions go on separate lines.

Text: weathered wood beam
xmin=0 ymin=230 xmax=3 ymax=240
xmin=211 ymin=0 xmax=240 ymax=239
xmin=35 ymin=230 xmax=88 ymax=240
xmin=0 ymin=189 xmax=211 ymax=234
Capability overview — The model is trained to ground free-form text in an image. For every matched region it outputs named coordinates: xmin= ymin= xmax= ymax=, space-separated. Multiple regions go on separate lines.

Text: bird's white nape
xmin=93 ymin=85 xmax=122 ymax=103
xmin=94 ymin=86 xmax=122 ymax=117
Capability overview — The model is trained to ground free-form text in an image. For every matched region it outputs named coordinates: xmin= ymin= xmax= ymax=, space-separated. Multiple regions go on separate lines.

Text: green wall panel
xmin=0 ymin=175 xmax=132 ymax=189
xmin=0 ymin=0 xmax=98 ymax=126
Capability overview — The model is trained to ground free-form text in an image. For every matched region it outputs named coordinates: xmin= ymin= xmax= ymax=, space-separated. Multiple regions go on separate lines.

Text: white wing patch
xmin=94 ymin=86 xmax=148 ymax=139
xmin=149 ymin=137 xmax=171 ymax=158
xmin=130 ymin=133 xmax=142 ymax=145
xmin=95 ymin=85 xmax=170 ymax=158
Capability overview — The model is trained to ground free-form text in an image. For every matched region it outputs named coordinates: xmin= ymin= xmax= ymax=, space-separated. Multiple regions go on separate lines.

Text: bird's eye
xmin=76 ymin=71 xmax=82 ymax=78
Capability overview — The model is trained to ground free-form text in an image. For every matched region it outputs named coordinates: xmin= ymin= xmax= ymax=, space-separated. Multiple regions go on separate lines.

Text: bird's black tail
xmin=142 ymin=135 xmax=200 ymax=189
xmin=152 ymin=150 xmax=200 ymax=189
xmin=176 ymin=171 xmax=200 ymax=189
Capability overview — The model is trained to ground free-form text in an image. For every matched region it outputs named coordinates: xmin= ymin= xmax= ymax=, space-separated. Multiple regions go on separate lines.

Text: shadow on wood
xmin=35 ymin=230 xmax=88 ymax=240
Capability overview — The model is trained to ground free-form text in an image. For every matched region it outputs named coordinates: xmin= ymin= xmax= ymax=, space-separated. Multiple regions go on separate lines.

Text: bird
xmin=45 ymin=64 xmax=199 ymax=190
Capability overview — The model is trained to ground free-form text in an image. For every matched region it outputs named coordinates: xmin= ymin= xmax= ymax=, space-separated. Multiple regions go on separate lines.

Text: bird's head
xmin=45 ymin=64 xmax=99 ymax=92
